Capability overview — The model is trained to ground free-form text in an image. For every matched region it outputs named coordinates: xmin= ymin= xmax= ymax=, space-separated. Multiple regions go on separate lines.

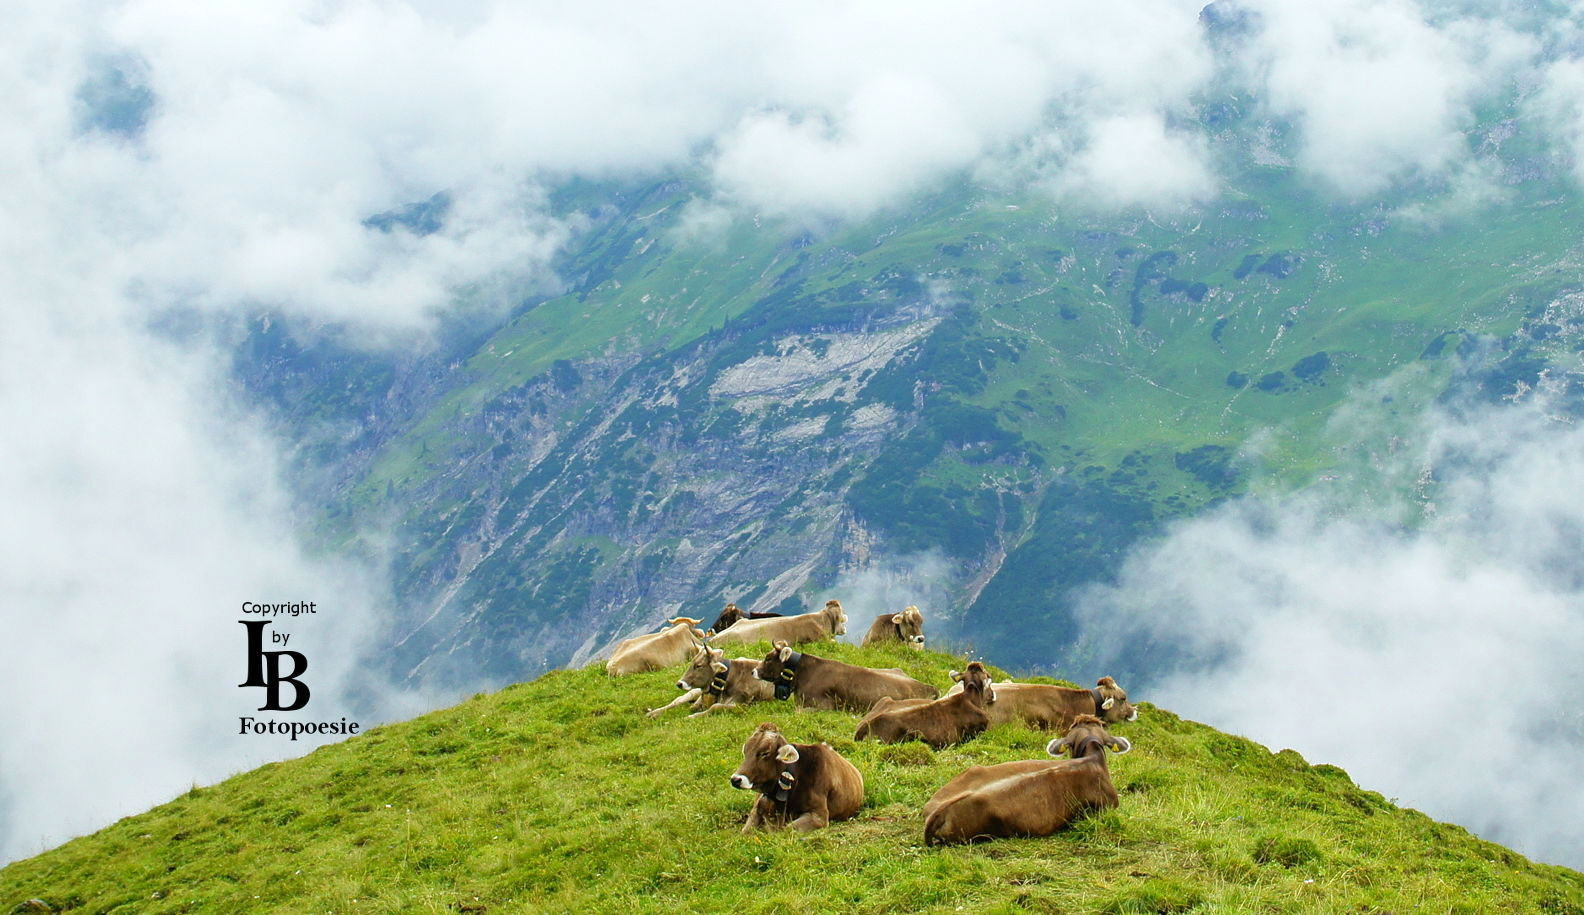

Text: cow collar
xmin=1091 ymin=687 xmax=1109 ymax=718
xmin=774 ymin=650 xmax=802 ymax=701
xmin=770 ymin=757 xmax=799 ymax=805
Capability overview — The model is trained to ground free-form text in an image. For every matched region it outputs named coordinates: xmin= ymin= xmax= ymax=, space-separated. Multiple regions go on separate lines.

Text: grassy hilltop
xmin=4 ymin=642 xmax=1581 ymax=914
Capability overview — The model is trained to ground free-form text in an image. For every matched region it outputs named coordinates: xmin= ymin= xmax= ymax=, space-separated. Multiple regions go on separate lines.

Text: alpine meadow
xmin=4 ymin=0 xmax=1584 ymax=911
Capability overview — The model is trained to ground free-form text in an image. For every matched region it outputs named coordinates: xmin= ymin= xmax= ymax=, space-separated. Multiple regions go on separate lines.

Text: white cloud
xmin=1534 ymin=57 xmax=1584 ymax=184
xmin=1243 ymin=0 xmax=1536 ymax=196
xmin=1077 ymin=389 xmax=1584 ymax=868
xmin=1054 ymin=113 xmax=1219 ymax=209
xmin=832 ymin=550 xmax=961 ymax=646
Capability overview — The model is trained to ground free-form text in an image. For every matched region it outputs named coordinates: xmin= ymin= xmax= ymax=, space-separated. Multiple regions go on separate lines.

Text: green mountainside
xmin=240 ymin=161 xmax=1584 ymax=689
xmin=5 ymin=642 xmax=1580 ymax=913
xmin=225 ymin=37 xmax=1584 ymax=690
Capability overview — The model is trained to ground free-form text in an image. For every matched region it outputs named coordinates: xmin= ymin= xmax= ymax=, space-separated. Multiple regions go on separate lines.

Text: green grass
xmin=5 ymin=642 xmax=1580 ymax=914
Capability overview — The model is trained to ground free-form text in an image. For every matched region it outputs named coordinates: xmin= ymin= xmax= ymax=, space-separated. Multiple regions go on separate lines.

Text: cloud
xmin=1076 ymin=386 xmax=1584 ymax=868
xmin=1241 ymin=0 xmax=1537 ymax=196
xmin=0 ymin=300 xmax=433 ymax=862
xmin=831 ymin=551 xmax=961 ymax=646
xmin=1534 ymin=56 xmax=1584 ymax=184
xmin=1052 ymin=113 xmax=1219 ymax=209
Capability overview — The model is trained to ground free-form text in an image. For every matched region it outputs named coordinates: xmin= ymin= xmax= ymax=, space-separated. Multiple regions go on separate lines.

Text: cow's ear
xmin=1107 ymin=736 xmax=1133 ymax=755
xmin=948 ymin=669 xmax=962 ymax=681
xmin=711 ymin=661 xmax=729 ymax=674
xmin=1046 ymin=738 xmax=1069 ymax=757
xmin=776 ymin=744 xmax=800 ymax=764
xmin=692 ymin=628 xmax=706 ymax=639
xmin=1101 ymin=697 xmax=1116 ymax=710
xmin=778 ymin=646 xmax=794 ymax=661
xmin=710 ymin=648 xmax=724 ymax=660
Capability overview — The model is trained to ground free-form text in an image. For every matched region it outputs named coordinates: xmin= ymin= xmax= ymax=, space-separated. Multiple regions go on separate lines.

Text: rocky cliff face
xmin=236 ymin=165 xmax=1584 ymax=691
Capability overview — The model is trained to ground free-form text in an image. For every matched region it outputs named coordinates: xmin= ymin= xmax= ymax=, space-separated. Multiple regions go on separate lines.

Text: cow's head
xmin=1047 ymin=714 xmax=1131 ymax=760
xmin=678 ymin=646 xmax=729 ymax=691
xmin=706 ymin=603 xmax=743 ymax=636
xmin=823 ymin=599 xmax=848 ymax=635
xmin=730 ymin=723 xmax=800 ymax=791
xmin=893 ymin=606 xmax=925 ymax=648
xmin=752 ymin=640 xmax=798 ymax=685
xmin=1094 ymin=676 xmax=1139 ymax=723
xmin=948 ymin=661 xmax=996 ymax=705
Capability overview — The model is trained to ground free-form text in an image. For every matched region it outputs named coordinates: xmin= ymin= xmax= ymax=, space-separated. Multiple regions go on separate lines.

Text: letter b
xmin=262 ymin=651 xmax=310 ymax=711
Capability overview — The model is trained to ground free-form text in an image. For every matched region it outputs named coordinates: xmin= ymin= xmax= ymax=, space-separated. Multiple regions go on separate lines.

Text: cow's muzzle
xmin=675 ymin=680 xmax=688 ymax=690
xmin=730 ymin=774 xmax=752 ymax=790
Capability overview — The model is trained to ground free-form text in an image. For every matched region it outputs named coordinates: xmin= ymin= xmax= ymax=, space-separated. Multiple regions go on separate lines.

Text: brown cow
xmin=705 ymin=602 xmax=784 ymax=636
xmin=645 ymin=646 xmax=774 ymax=718
xmin=730 ymin=723 xmax=864 ymax=832
xmin=860 ymin=605 xmax=926 ymax=649
xmin=604 ymin=617 xmax=705 ymax=676
xmin=752 ymin=641 xmax=937 ymax=713
xmin=946 ymin=675 xmax=1139 ymax=731
xmin=710 ymin=599 xmax=847 ymax=647
xmin=923 ymin=714 xmax=1131 ymax=844
xmin=854 ymin=661 xmax=995 ymax=749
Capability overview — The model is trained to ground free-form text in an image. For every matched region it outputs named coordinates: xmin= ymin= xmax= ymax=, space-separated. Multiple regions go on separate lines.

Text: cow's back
xmin=926 ymin=762 xmax=1117 ymax=843
xmin=802 ymin=665 xmax=936 ymax=713
xmin=923 ymin=759 xmax=1067 ymax=819
xmin=606 ymin=632 xmax=664 ymax=675
xmin=711 ymin=613 xmax=825 ymax=647
xmin=814 ymin=746 xmax=865 ymax=823
xmin=982 ymin=683 xmax=1092 ymax=730
xmin=860 ymin=615 xmax=897 ymax=646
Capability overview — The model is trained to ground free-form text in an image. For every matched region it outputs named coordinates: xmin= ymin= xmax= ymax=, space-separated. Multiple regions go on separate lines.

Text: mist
xmin=831 ymin=551 xmax=960 ymax=646
xmin=1076 ymin=385 xmax=1584 ymax=868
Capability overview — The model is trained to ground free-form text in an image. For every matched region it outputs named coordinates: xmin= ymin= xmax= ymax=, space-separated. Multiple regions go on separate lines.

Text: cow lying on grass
xmin=752 ymin=641 xmax=937 ymax=713
xmin=923 ymin=714 xmax=1131 ymax=845
xmin=604 ymin=617 xmax=705 ymax=676
xmin=854 ymin=661 xmax=995 ymax=749
xmin=705 ymin=602 xmax=784 ymax=637
xmin=645 ymin=646 xmax=773 ymax=718
xmin=710 ymin=599 xmax=847 ymax=647
xmin=947 ymin=675 xmax=1139 ymax=731
xmin=860 ymin=605 xmax=926 ymax=649
xmin=730 ymin=723 xmax=864 ymax=833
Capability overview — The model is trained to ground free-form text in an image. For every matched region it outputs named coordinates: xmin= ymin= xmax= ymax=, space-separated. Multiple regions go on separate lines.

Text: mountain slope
xmin=5 ymin=641 xmax=1580 ymax=913
xmin=237 ymin=159 xmax=1584 ymax=692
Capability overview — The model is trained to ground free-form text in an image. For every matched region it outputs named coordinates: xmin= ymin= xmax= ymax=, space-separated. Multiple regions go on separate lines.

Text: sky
xmin=4 ymin=0 xmax=1584 ymax=869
